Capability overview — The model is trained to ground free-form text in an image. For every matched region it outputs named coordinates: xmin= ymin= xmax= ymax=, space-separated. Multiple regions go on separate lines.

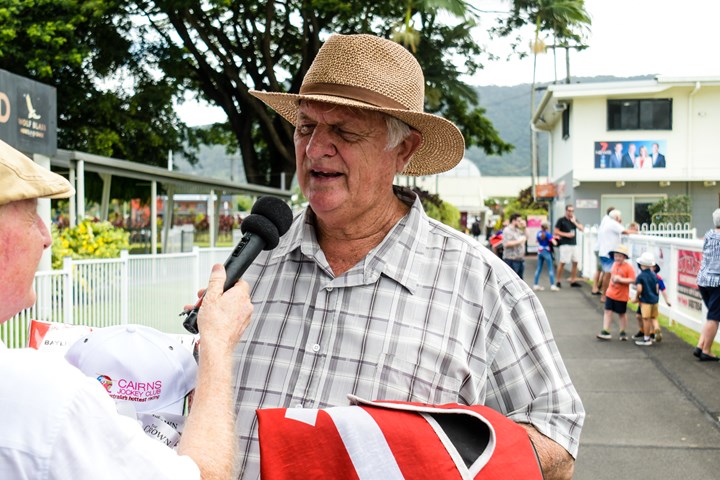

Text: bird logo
xmin=24 ymin=93 xmax=41 ymax=120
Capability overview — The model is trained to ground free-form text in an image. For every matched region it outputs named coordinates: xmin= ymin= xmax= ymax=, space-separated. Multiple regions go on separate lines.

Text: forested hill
xmin=465 ymin=75 xmax=654 ymax=176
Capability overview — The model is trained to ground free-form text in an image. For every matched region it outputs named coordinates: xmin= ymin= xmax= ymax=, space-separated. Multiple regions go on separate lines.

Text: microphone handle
xmin=222 ymin=233 xmax=266 ymax=291
xmin=182 ymin=232 xmax=267 ymax=334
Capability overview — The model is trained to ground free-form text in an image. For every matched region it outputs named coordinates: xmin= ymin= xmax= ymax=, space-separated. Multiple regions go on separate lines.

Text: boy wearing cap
xmin=632 ymin=264 xmax=671 ymax=342
xmin=0 ymin=139 xmax=252 ymax=479
xmin=633 ymin=252 xmax=660 ymax=346
xmin=597 ymin=245 xmax=636 ymax=340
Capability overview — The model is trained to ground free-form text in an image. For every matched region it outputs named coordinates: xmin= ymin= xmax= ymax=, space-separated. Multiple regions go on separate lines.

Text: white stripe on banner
xmin=326 ymin=406 xmax=405 ymax=480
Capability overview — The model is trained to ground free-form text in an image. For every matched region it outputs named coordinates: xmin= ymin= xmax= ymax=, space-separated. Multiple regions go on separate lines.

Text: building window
xmin=607 ymin=99 xmax=672 ymax=130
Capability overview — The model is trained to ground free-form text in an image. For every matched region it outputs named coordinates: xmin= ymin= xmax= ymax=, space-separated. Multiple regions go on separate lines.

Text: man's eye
xmin=297 ymin=125 xmax=313 ymax=135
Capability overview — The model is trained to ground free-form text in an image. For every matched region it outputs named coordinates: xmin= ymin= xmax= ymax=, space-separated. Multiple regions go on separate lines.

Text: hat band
xmin=299 ymin=83 xmax=411 ymax=111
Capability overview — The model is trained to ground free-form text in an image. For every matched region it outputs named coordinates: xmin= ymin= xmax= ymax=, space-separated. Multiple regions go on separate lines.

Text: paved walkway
xmin=525 ymin=256 xmax=720 ymax=479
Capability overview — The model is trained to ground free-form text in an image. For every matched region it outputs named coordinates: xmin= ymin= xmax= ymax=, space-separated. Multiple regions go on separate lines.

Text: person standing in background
xmin=554 ymin=205 xmax=584 ymax=288
xmin=596 ymin=245 xmax=636 ymax=341
xmin=502 ymin=213 xmax=527 ymax=280
xmin=694 ymin=208 xmax=720 ymax=361
xmin=533 ymin=221 xmax=558 ymax=291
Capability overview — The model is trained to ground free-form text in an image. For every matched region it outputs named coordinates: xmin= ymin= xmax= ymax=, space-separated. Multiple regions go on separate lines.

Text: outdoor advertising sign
xmin=593 ymin=140 xmax=667 ymax=169
xmin=676 ymin=249 xmax=704 ymax=319
xmin=0 ymin=69 xmax=57 ymax=156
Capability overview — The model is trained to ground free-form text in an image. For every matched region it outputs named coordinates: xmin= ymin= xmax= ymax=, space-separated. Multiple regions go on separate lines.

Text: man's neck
xmin=314 ymin=194 xmax=410 ymax=276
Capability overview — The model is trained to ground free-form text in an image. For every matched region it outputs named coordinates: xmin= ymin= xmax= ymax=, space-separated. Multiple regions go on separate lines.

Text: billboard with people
xmin=594 ymin=140 xmax=667 ymax=169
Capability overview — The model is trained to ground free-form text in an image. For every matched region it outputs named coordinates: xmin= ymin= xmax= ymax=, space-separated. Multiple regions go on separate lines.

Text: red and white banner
xmin=257 ymin=396 xmax=542 ymax=480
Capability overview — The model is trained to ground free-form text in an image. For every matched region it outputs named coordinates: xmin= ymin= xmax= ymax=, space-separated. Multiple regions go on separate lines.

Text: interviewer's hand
xmin=195 ymin=263 xmax=253 ymax=355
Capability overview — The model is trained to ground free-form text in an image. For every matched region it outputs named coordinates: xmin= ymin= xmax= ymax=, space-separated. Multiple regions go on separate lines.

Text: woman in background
xmin=694 ymin=208 xmax=720 ymax=361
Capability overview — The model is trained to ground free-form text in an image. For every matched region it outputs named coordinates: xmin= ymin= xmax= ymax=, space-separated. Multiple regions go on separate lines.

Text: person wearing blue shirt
xmin=533 ymin=222 xmax=559 ymax=291
xmin=633 ymin=252 xmax=660 ymax=346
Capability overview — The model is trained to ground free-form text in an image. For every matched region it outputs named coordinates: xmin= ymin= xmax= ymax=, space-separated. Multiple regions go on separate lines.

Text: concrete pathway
xmin=526 ymin=256 xmax=720 ymax=479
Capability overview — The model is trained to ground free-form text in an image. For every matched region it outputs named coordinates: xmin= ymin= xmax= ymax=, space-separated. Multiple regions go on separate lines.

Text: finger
xmin=196 ymin=288 xmax=207 ymax=298
xmin=203 ymin=264 xmax=226 ymax=302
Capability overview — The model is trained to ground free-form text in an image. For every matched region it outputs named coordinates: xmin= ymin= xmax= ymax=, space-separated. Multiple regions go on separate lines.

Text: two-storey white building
xmin=532 ymin=76 xmax=720 ymax=233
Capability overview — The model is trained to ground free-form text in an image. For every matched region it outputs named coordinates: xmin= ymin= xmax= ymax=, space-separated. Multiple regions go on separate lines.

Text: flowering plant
xmin=51 ymin=220 xmax=130 ymax=269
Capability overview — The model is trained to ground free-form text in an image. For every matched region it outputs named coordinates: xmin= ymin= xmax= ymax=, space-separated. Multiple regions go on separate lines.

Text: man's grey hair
xmin=609 ymin=209 xmax=622 ymax=220
xmin=384 ymin=115 xmax=412 ymax=150
xmin=713 ymin=208 xmax=720 ymax=228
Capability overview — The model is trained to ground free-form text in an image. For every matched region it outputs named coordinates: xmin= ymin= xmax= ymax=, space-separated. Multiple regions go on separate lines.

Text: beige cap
xmin=0 ymin=139 xmax=74 ymax=206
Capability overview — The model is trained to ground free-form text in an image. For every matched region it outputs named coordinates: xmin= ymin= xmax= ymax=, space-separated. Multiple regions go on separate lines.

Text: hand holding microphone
xmin=181 ymin=196 xmax=293 ymax=334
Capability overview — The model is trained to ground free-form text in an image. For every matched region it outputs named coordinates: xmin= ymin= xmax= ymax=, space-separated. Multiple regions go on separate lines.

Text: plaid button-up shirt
xmin=233 ymin=187 xmax=584 ymax=478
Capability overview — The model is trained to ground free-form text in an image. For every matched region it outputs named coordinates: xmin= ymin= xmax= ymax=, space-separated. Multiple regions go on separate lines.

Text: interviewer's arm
xmin=178 ymin=264 xmax=253 ymax=479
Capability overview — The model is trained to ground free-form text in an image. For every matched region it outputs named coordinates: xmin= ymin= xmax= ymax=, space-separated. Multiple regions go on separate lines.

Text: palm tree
xmin=526 ymin=0 xmax=591 ymax=199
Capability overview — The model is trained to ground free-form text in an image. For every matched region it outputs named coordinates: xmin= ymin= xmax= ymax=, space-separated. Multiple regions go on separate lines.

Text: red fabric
xmin=257 ymin=400 xmax=542 ymax=480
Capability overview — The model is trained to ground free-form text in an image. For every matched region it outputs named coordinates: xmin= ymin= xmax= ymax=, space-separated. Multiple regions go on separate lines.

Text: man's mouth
xmin=311 ymin=169 xmax=342 ymax=178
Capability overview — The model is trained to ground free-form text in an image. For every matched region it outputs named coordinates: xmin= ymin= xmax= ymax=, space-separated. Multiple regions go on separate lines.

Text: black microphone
xmin=181 ymin=196 xmax=293 ymax=334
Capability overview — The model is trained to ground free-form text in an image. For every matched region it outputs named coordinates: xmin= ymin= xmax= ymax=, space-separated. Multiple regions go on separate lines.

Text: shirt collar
xmin=269 ymin=187 xmax=425 ymax=293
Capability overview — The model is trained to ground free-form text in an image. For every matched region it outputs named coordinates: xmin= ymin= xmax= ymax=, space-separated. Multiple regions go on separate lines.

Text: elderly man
xmin=0 ymin=139 xmax=252 ymax=479
xmin=240 ymin=33 xmax=583 ymax=479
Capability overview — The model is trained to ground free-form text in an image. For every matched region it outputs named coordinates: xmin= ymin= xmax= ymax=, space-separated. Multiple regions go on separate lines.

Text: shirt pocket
xmin=372 ymin=353 xmax=463 ymax=405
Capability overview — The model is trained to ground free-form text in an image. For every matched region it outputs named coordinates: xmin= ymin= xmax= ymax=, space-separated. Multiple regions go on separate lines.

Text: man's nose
xmin=305 ymin=126 xmax=337 ymax=159
xmin=37 ymin=214 xmax=52 ymax=249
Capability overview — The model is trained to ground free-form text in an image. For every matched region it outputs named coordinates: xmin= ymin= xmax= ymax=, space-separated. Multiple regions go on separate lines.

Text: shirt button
xmin=311 ymin=344 xmax=320 ymax=352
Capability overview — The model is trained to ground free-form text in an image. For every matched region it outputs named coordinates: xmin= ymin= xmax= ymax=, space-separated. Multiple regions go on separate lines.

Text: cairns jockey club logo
xmin=96 ymin=374 xmax=113 ymax=393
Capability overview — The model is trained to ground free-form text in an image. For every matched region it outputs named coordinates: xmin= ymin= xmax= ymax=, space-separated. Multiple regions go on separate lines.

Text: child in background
xmin=632 ymin=263 xmax=671 ymax=342
xmin=633 ymin=252 xmax=660 ymax=346
xmin=597 ymin=245 xmax=636 ymax=341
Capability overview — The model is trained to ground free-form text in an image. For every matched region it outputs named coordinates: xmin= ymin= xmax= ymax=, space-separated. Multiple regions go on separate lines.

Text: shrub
xmin=51 ymin=220 xmax=130 ymax=269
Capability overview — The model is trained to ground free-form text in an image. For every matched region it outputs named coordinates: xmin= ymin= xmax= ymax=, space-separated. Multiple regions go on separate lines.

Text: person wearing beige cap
xmin=0 ymin=138 xmax=253 ymax=478
xmin=237 ymin=33 xmax=583 ymax=479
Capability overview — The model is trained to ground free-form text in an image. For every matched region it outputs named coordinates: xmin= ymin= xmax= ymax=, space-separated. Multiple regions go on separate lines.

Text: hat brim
xmin=250 ymin=90 xmax=465 ymax=176
xmin=608 ymin=250 xmax=629 ymax=258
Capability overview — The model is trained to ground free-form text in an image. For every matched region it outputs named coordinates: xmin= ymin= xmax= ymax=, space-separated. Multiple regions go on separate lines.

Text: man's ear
xmin=394 ymin=130 xmax=423 ymax=173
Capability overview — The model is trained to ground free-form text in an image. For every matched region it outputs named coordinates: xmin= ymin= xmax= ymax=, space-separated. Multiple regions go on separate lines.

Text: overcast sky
xmin=473 ymin=0 xmax=718 ymax=86
xmin=178 ymin=0 xmax=718 ymax=125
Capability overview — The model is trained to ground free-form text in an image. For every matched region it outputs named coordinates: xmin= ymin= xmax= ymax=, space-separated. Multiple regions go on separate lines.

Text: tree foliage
xmin=648 ymin=195 xmax=692 ymax=225
xmin=1 ymin=1 xmax=576 ymax=196
xmin=131 ymin=0 xmax=514 ymax=188
xmin=0 ymin=0 xmax=204 ymax=199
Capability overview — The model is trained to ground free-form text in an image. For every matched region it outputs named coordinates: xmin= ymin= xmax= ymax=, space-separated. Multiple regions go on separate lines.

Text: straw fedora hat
xmin=608 ymin=245 xmax=629 ymax=259
xmin=249 ymin=33 xmax=465 ymax=176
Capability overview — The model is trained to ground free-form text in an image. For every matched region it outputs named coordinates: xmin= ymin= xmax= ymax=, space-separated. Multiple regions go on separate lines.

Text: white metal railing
xmin=580 ymin=228 xmax=718 ymax=341
xmin=3 ymin=246 xmax=233 ymax=348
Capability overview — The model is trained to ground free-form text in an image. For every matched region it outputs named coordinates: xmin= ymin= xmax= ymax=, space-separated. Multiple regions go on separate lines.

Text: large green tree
xmin=132 ymin=0 xmax=513 ymax=188
xmin=0 ymin=0 xmax=199 ymax=199
xmin=2 ymin=1 xmax=576 ymax=193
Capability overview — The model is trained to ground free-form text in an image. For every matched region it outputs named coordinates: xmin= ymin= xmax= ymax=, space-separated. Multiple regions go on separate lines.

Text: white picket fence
xmin=579 ymin=227 xmax=718 ymax=341
xmin=1 ymin=247 xmax=233 ymax=349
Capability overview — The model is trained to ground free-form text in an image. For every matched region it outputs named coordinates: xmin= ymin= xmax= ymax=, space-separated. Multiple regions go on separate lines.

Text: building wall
xmin=543 ymin=80 xmax=720 ymax=236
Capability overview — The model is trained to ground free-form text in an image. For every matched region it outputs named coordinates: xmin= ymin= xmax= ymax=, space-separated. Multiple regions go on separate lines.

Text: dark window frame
xmin=607 ymin=98 xmax=672 ymax=130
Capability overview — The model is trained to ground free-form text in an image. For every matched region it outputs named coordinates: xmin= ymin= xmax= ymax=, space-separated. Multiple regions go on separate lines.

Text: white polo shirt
xmin=0 ymin=343 xmax=200 ymax=480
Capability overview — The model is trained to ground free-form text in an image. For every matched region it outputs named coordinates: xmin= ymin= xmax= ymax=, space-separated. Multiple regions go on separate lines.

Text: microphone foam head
xmin=241 ymin=214 xmax=280 ymax=250
xmin=251 ymin=196 xmax=294 ymax=236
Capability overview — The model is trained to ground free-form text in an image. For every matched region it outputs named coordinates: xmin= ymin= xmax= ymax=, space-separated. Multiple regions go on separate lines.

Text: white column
xmin=151 ymin=181 xmax=158 ymax=254
xmin=33 ymin=154 xmax=53 ymax=272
